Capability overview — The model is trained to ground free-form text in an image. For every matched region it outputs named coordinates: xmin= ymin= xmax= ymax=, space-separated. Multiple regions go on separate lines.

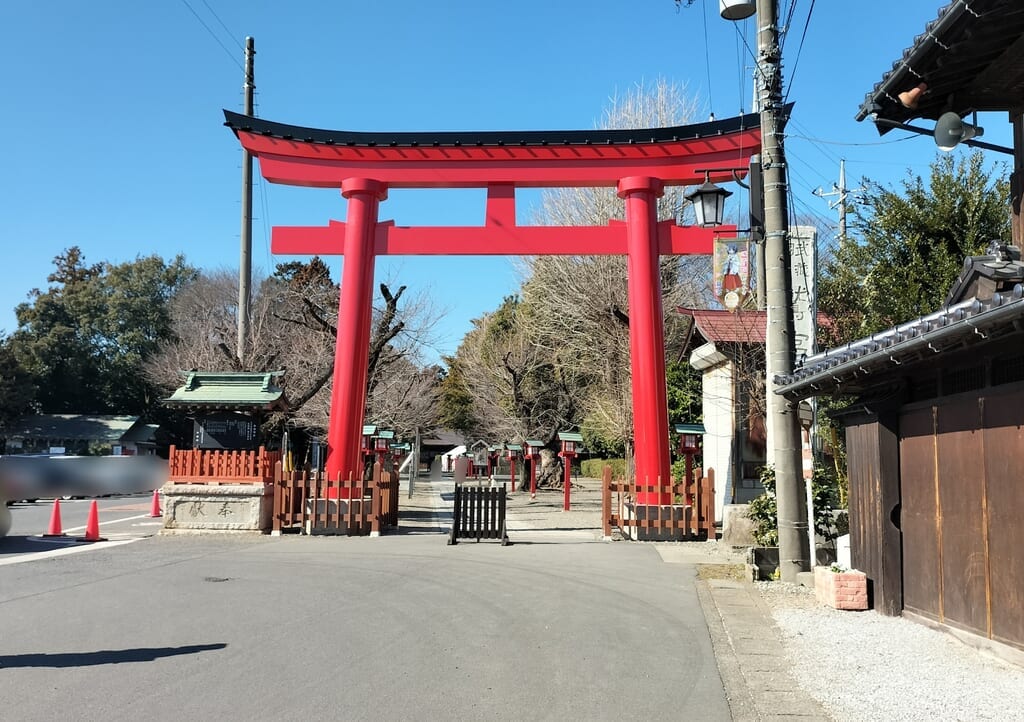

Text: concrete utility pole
xmin=813 ymin=159 xmax=864 ymax=243
xmin=237 ymin=36 xmax=255 ymax=363
xmin=756 ymin=0 xmax=811 ymax=581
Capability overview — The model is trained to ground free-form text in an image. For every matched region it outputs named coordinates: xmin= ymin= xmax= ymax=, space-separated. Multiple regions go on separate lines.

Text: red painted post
xmin=509 ymin=458 xmax=516 ymax=492
xmin=618 ymin=176 xmax=672 ymax=506
xmin=562 ymin=453 xmax=573 ymax=511
xmin=529 ymin=455 xmax=538 ymax=499
xmin=324 ymin=178 xmax=387 ymax=488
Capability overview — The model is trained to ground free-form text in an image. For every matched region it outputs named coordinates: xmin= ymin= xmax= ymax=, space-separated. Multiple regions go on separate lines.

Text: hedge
xmin=581 ymin=458 xmax=626 ymax=479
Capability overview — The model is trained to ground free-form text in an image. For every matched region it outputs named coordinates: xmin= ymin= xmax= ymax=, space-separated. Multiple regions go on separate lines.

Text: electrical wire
xmin=780 ymin=0 xmax=800 ymax=53
xmin=702 ymin=0 xmax=714 ymax=114
xmin=199 ymin=0 xmax=244 ymax=53
xmin=179 ymin=0 xmax=244 ymax=72
xmin=783 ymin=0 xmax=816 ymax=104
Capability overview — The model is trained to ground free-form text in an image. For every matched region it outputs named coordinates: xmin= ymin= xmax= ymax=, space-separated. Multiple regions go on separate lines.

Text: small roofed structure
xmin=160 ymin=371 xmax=288 ymax=534
xmin=2 ymin=414 xmax=159 ymax=456
xmin=163 ymin=371 xmax=288 ymax=450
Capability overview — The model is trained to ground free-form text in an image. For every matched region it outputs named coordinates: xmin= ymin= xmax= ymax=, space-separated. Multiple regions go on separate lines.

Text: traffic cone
xmin=42 ymin=498 xmax=65 ymax=537
xmin=77 ymin=500 xmax=106 ymax=542
xmin=148 ymin=489 xmax=162 ymax=518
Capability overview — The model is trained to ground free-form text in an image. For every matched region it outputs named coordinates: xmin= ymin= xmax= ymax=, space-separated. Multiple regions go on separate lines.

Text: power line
xmin=179 ymin=0 xmax=244 ymax=72
xmin=702 ymin=0 xmax=714 ymax=113
xmin=199 ymin=0 xmax=244 ymax=52
xmin=783 ymin=0 xmax=816 ymax=104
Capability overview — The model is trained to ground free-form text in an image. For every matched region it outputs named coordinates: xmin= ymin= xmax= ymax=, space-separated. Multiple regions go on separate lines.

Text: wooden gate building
xmin=778 ymin=246 xmax=1024 ymax=654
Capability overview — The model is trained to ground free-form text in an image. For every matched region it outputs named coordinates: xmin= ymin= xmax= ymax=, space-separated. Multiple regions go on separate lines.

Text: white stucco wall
xmin=690 ymin=342 xmax=735 ymax=522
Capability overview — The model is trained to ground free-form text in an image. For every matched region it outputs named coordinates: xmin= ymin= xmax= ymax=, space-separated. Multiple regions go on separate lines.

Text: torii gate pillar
xmin=619 ymin=177 xmax=672 ymax=504
xmin=325 ymin=178 xmax=387 ymax=480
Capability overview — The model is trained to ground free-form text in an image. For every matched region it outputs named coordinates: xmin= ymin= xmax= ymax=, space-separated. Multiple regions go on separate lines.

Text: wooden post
xmin=602 ymin=466 xmax=612 ymax=538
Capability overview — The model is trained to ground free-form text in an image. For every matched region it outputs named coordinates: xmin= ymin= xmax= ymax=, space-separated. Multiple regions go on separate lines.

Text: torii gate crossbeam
xmin=225 ymin=110 xmax=762 ymax=504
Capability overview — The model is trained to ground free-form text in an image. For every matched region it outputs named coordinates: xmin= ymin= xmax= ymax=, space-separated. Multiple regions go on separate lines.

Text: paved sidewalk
xmin=697 ymin=580 xmax=829 ymax=721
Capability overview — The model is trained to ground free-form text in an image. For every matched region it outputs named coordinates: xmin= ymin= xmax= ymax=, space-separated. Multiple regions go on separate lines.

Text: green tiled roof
xmin=673 ymin=423 xmax=706 ymax=435
xmin=557 ymin=431 xmax=583 ymax=443
xmin=5 ymin=414 xmax=140 ymax=443
xmin=164 ymin=371 xmax=287 ymax=409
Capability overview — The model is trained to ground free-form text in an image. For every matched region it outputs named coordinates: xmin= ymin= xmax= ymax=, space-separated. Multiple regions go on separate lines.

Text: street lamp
xmin=719 ymin=0 xmax=756 ymax=20
xmin=685 ymin=172 xmax=733 ymax=227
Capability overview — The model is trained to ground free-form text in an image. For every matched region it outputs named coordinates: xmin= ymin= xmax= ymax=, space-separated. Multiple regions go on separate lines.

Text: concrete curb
xmin=696 ymin=577 xmax=831 ymax=721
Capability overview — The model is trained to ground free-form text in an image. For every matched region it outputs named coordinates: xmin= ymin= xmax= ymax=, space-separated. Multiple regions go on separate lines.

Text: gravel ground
xmin=757 ymin=582 xmax=1024 ymax=721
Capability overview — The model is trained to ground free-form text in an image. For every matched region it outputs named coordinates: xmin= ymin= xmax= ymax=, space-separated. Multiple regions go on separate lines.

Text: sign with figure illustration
xmin=713 ymin=238 xmax=753 ymax=311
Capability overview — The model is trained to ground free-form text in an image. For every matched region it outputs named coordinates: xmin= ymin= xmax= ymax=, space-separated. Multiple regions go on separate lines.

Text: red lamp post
xmin=557 ymin=432 xmax=583 ymax=511
xmin=361 ymin=425 xmax=377 ymax=464
xmin=506 ymin=444 xmax=521 ymax=492
xmin=674 ymin=423 xmax=705 ymax=505
xmin=374 ymin=429 xmax=394 ymax=471
xmin=524 ymin=439 xmax=544 ymax=499
xmin=487 ymin=446 xmax=501 ymax=478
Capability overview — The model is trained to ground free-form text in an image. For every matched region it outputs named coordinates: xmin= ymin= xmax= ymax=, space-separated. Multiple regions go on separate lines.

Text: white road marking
xmin=61 ymin=513 xmax=151 ymax=534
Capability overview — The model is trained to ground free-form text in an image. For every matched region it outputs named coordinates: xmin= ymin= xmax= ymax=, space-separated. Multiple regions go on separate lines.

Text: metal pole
xmin=237 ymin=36 xmax=255 ymax=363
xmin=756 ymin=0 xmax=810 ymax=581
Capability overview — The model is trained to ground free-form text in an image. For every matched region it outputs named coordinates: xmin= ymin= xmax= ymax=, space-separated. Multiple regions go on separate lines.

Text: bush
xmin=581 ymin=458 xmax=626 ymax=479
xmin=746 ymin=464 xmax=847 ymax=547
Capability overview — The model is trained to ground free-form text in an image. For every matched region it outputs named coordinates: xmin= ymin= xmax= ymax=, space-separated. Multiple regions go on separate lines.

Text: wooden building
xmin=776 ymin=0 xmax=1024 ymax=657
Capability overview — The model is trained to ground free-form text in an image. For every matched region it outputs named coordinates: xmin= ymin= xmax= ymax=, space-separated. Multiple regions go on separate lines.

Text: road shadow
xmin=0 ymin=643 xmax=227 ymax=668
xmin=0 ymin=535 xmax=88 ymax=556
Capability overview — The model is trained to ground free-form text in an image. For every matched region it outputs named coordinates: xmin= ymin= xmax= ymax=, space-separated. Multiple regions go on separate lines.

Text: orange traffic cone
xmin=42 ymin=498 xmax=65 ymax=537
xmin=148 ymin=489 xmax=162 ymax=518
xmin=77 ymin=500 xmax=107 ymax=542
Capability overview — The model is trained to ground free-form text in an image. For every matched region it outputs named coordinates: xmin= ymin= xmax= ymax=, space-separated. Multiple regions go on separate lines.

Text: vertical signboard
xmin=789 ymin=225 xmax=818 ymax=361
xmin=712 ymin=238 xmax=754 ymax=311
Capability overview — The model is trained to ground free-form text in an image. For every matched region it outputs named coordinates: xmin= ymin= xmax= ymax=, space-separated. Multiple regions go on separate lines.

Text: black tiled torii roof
xmin=223 ymin=109 xmax=766 ymax=148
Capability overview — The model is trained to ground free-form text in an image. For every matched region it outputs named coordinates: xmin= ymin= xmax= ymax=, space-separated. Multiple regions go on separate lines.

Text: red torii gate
xmin=225 ymin=110 xmax=761 ymax=504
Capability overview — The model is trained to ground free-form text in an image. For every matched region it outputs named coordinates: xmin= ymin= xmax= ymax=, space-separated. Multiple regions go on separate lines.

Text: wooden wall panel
xmin=899 ymin=406 xmax=941 ymax=620
xmin=982 ymin=390 xmax=1024 ymax=650
xmin=936 ymin=398 xmax=988 ymax=636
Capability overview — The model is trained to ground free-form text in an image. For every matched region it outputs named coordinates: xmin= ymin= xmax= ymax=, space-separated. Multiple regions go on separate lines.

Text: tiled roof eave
xmin=776 ymin=286 xmax=1024 ymax=400
xmin=223 ymin=109 xmax=767 ymax=149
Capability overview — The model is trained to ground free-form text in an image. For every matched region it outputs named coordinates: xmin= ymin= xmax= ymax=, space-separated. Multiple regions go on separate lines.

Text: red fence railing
xmin=272 ymin=461 xmax=399 ymax=536
xmin=601 ymin=466 xmax=716 ymax=540
xmin=167 ymin=445 xmax=281 ymax=484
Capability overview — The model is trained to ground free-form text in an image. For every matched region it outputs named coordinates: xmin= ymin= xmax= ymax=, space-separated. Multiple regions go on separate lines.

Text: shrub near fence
xmin=581 ymin=458 xmax=626 ymax=479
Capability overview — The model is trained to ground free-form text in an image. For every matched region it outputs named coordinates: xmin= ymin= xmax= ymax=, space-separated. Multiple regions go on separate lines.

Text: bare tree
xmin=147 ymin=261 xmax=443 ymax=441
xmin=519 ymin=78 xmax=712 ymax=469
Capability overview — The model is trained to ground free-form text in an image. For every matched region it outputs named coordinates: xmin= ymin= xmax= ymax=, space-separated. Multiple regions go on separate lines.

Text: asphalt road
xmin=0 ymin=532 xmax=730 ymax=721
xmin=5 ymin=493 xmax=161 ymax=535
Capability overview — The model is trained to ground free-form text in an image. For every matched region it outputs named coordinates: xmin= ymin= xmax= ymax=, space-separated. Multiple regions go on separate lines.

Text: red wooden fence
xmin=167 ymin=445 xmax=281 ymax=484
xmin=601 ymin=466 xmax=716 ymax=540
xmin=272 ymin=461 xmax=399 ymax=536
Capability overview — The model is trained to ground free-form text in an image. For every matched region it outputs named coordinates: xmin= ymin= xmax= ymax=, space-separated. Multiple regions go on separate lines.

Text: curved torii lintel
xmin=223 ymin=109 xmax=768 ymax=189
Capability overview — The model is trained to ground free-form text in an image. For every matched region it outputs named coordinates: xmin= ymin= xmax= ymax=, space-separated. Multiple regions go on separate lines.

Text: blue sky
xmin=0 ymin=1 xmax=1012 ymax=362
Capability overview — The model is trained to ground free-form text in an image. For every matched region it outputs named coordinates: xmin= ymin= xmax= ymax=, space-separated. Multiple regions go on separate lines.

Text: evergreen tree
xmin=819 ymin=151 xmax=1010 ymax=346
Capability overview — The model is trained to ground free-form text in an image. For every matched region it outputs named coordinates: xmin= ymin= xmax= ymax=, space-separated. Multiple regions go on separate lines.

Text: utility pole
xmin=813 ymin=159 xmax=865 ymax=243
xmin=237 ymin=36 xmax=255 ymax=364
xmin=756 ymin=0 xmax=810 ymax=581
